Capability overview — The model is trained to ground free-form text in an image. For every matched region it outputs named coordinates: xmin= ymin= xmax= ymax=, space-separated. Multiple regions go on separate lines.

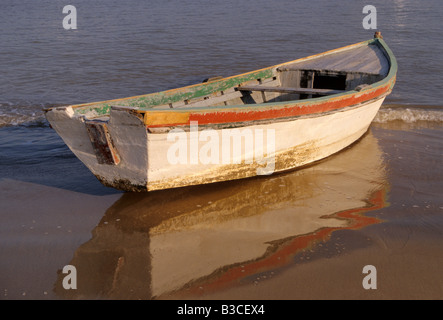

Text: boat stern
xmin=45 ymin=106 xmax=150 ymax=191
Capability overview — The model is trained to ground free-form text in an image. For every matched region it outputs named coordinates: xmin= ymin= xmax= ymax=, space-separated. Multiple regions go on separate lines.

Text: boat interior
xmin=164 ymin=42 xmax=390 ymax=109
xmin=71 ymin=40 xmax=391 ymax=119
xmin=192 ymin=67 xmax=384 ymax=107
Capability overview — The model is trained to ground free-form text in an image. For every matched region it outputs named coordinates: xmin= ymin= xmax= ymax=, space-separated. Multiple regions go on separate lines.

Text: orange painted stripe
xmin=145 ymin=83 xmax=391 ymax=128
xmin=184 ymin=188 xmax=387 ymax=295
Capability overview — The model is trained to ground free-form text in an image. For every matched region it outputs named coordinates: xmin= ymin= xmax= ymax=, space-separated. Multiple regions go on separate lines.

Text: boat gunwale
xmin=44 ymin=37 xmax=397 ymax=122
xmin=146 ymin=91 xmax=392 ymax=133
xmin=138 ymin=38 xmax=396 ymax=112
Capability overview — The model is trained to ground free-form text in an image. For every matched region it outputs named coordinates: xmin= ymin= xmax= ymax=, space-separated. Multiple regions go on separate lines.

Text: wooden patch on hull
xmin=85 ymin=121 xmax=121 ymax=165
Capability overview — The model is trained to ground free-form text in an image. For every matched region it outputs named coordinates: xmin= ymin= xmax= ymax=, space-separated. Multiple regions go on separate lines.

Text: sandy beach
xmin=1 ymin=118 xmax=442 ymax=300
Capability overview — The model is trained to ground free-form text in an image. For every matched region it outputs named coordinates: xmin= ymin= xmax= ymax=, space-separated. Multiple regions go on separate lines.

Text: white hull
xmin=47 ymin=96 xmax=385 ymax=191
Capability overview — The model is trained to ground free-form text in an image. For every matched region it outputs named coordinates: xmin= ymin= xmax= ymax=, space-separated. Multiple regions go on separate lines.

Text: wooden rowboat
xmin=45 ymin=32 xmax=397 ymax=192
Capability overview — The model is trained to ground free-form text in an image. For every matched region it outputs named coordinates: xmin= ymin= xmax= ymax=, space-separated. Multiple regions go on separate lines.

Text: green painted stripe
xmin=75 ymin=68 xmax=274 ymax=115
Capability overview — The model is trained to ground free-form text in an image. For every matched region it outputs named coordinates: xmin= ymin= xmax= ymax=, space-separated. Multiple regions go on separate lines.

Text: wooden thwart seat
xmin=236 ymin=85 xmax=345 ymax=96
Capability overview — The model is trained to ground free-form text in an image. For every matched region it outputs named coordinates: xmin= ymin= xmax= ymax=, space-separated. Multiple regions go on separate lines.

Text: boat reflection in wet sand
xmin=54 ymin=130 xmax=388 ymax=299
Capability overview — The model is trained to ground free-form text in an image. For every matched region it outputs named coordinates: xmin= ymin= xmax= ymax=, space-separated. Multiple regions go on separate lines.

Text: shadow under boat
xmin=54 ymin=129 xmax=389 ymax=299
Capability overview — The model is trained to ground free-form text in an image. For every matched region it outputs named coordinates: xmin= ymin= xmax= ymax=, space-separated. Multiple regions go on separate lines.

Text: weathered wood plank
xmin=236 ymin=85 xmax=345 ymax=96
xmin=174 ymin=77 xmax=280 ymax=108
xmin=277 ymin=43 xmax=389 ymax=75
xmin=85 ymin=121 xmax=121 ymax=165
xmin=174 ymin=90 xmax=245 ymax=108
xmin=277 ymin=67 xmax=381 ymax=76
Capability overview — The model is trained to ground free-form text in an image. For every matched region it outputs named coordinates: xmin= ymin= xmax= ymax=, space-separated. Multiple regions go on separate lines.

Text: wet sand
xmin=1 ymin=121 xmax=443 ymax=300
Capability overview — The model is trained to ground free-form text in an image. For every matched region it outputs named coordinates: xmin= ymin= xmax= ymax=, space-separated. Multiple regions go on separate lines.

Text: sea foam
xmin=2 ymin=103 xmax=443 ymax=128
xmin=373 ymin=105 xmax=443 ymax=124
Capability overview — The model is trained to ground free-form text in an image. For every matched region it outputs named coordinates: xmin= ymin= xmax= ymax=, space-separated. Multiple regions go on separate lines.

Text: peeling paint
xmin=137 ymin=140 xmax=319 ymax=192
xmin=95 ymin=175 xmax=147 ymax=192
xmin=85 ymin=122 xmax=121 ymax=165
xmin=142 ymin=84 xmax=392 ymax=128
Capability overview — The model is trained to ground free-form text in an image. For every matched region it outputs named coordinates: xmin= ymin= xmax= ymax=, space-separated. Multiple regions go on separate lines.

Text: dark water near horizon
xmin=1 ymin=0 xmax=443 ymax=301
